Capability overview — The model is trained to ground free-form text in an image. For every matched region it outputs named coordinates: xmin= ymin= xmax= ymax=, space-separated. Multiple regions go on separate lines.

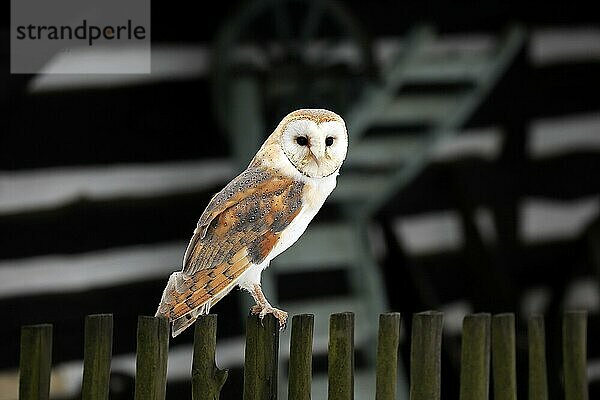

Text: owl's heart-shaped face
xmin=279 ymin=112 xmax=348 ymax=178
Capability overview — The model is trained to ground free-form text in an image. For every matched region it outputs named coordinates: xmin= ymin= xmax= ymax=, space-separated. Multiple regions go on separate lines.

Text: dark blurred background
xmin=1 ymin=1 xmax=599 ymax=399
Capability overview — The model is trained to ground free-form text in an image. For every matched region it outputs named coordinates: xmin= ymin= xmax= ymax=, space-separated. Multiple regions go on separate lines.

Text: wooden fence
xmin=18 ymin=311 xmax=589 ymax=400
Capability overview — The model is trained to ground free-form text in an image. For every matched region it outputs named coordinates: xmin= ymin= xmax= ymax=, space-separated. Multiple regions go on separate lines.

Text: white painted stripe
xmin=528 ymin=113 xmax=600 ymax=158
xmin=29 ymin=45 xmax=211 ymax=92
xmin=424 ymin=34 xmax=495 ymax=54
xmin=0 ymin=159 xmax=235 ymax=215
xmin=432 ymin=127 xmax=503 ymax=161
xmin=530 ymin=27 xmax=600 ymax=65
xmin=391 ymin=197 xmax=598 ymax=255
xmin=37 ymin=44 xmax=150 ymax=74
xmin=373 ymin=37 xmax=406 ymax=69
xmin=589 ymin=358 xmax=600 ymax=382
xmin=473 ymin=207 xmax=497 ymax=244
xmin=520 ymin=196 xmax=600 ymax=243
xmin=373 ymin=33 xmax=495 ymax=68
xmin=563 ymin=277 xmax=600 ymax=312
xmin=393 ymin=211 xmax=464 ymax=255
xmin=0 ymin=242 xmax=186 ymax=298
xmin=346 ymin=127 xmax=502 ymax=168
xmin=440 ymin=300 xmax=473 ymax=335
xmin=520 ymin=286 xmax=552 ymax=317
xmin=29 ymin=34 xmax=496 ymax=92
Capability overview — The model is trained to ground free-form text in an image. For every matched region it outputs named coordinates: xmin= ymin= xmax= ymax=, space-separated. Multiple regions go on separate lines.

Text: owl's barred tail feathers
xmin=171 ymin=307 xmax=206 ymax=337
xmin=155 ymin=271 xmax=212 ymax=337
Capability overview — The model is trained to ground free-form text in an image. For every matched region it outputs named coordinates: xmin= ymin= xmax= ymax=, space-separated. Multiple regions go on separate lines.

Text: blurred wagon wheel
xmin=211 ymin=0 xmax=375 ymax=163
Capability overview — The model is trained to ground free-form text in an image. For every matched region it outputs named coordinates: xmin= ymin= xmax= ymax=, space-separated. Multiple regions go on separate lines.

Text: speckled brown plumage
xmin=155 ymin=167 xmax=304 ymax=321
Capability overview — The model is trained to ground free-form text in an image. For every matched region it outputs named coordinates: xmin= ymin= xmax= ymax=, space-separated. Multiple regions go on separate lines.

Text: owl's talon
xmin=250 ymin=305 xmax=262 ymax=315
xmin=250 ymin=305 xmax=288 ymax=330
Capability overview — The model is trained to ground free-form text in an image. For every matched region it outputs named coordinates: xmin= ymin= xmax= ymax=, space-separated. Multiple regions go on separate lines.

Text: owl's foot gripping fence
xmin=18 ymin=311 xmax=590 ymax=400
xmin=249 ymin=283 xmax=289 ymax=329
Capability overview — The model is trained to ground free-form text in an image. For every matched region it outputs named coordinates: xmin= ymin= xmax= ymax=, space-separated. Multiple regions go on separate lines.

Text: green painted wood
xmin=378 ymin=94 xmax=459 ymax=125
xmin=345 ymin=135 xmax=423 ymax=168
xmin=192 ymin=315 xmax=228 ymax=400
xmin=134 ymin=316 xmax=170 ymax=400
xmin=404 ymin=52 xmax=490 ymax=83
xmin=376 ymin=313 xmax=401 ymax=400
xmin=274 ymin=223 xmax=356 ymax=270
xmin=82 ymin=314 xmax=113 ymax=400
xmin=563 ymin=311 xmax=588 ymax=400
xmin=328 ymin=312 xmax=355 ymax=400
xmin=243 ymin=314 xmax=280 ymax=400
xmin=492 ymin=313 xmax=517 ymax=400
xmin=410 ymin=311 xmax=443 ymax=400
xmin=19 ymin=324 xmax=53 ymax=400
xmin=332 ymin=173 xmax=391 ymax=203
xmin=528 ymin=315 xmax=548 ymax=400
xmin=288 ymin=314 xmax=314 ymax=400
xmin=229 ymin=77 xmax=265 ymax=167
xmin=459 ymin=313 xmax=491 ymax=400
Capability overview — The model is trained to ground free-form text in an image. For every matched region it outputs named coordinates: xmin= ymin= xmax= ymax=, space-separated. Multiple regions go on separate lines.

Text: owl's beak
xmin=309 ymin=142 xmax=325 ymax=165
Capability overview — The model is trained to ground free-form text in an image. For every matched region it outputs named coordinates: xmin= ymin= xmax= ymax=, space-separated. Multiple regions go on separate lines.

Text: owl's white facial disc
xmin=280 ymin=118 xmax=348 ymax=178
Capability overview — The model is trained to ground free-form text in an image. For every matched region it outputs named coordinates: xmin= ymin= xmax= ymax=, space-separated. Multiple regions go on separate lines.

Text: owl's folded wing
xmin=157 ymin=168 xmax=304 ymax=321
xmin=184 ymin=167 xmax=304 ymax=273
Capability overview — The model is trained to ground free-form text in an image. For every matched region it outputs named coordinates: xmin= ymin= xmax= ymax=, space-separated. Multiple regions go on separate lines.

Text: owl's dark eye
xmin=325 ymin=137 xmax=334 ymax=146
xmin=296 ymin=136 xmax=308 ymax=146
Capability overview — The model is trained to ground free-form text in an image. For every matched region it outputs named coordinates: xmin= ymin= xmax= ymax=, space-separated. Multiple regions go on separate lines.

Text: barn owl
xmin=156 ymin=109 xmax=348 ymax=337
